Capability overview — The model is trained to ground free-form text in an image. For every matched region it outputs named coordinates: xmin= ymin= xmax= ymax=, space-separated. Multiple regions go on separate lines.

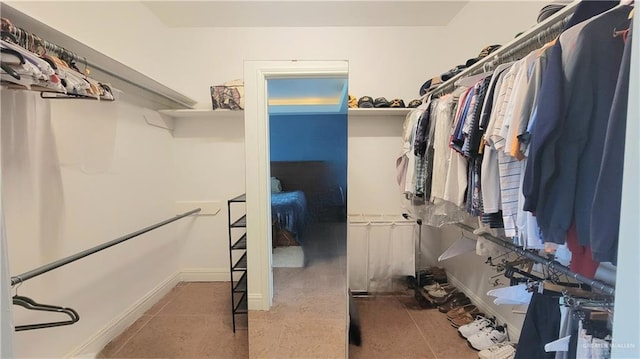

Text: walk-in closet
xmin=1 ymin=1 xmax=638 ymax=359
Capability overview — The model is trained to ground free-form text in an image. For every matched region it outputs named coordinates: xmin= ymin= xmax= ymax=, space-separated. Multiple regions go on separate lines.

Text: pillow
xmin=271 ymin=177 xmax=282 ymax=193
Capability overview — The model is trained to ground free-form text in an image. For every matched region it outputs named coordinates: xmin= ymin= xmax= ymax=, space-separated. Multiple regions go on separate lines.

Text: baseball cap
xmin=358 ymin=96 xmax=374 ymax=108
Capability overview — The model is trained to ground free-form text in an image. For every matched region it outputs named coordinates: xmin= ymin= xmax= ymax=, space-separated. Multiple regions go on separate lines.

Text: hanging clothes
xmin=589 ymin=21 xmax=633 ymax=264
xmin=533 ymin=5 xmax=632 ymax=247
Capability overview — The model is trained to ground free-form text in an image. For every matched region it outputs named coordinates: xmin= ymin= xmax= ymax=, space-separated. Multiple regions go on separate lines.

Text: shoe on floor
xmin=423 ymin=282 xmax=452 ymax=292
xmin=428 ymin=286 xmax=457 ymax=299
xmin=446 ymin=304 xmax=477 ymax=320
xmin=468 ymin=325 xmax=508 ymax=351
xmin=478 ymin=342 xmax=516 ymax=359
xmin=433 ymin=290 xmax=466 ymax=305
xmin=438 ymin=295 xmax=471 ymax=313
xmin=458 ymin=315 xmax=494 ymax=337
xmin=450 ymin=312 xmax=480 ymax=328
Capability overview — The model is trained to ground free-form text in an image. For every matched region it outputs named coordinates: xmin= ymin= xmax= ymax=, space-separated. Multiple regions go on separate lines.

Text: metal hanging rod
xmin=430 ymin=0 xmax=580 ymax=98
xmin=455 ymin=223 xmax=616 ymax=296
xmin=2 ymin=16 xmax=82 ymax=65
xmin=10 ymin=208 xmax=201 ymax=286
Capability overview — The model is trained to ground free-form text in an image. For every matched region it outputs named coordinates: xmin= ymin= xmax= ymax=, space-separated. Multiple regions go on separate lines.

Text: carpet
xmin=273 ymin=246 xmax=305 ymax=268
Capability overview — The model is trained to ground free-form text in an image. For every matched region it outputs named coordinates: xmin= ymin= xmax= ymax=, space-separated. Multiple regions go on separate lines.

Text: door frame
xmin=243 ymin=60 xmax=348 ymax=311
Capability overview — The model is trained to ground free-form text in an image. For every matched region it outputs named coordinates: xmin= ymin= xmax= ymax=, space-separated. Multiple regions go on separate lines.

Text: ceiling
xmin=142 ymin=1 xmax=468 ymax=28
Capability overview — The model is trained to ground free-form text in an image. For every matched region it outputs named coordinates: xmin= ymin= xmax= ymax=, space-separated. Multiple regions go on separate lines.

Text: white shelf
xmin=348 ymin=108 xmax=412 ymax=117
xmin=158 ymin=109 xmax=244 ymax=120
xmin=159 ymin=107 xmax=412 ymax=120
xmin=1 ymin=3 xmax=196 ymax=110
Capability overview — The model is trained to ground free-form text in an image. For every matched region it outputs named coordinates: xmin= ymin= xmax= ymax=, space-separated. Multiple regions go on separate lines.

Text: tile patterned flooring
xmin=350 ymin=294 xmax=479 ymax=359
xmin=98 ymin=221 xmax=479 ymax=358
xmin=97 ymin=282 xmax=248 ymax=358
xmin=249 ymin=222 xmax=348 ymax=359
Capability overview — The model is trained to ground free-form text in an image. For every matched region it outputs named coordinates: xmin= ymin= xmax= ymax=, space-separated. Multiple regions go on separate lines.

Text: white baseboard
xmin=446 ymin=274 xmax=523 ymax=340
xmin=180 ymin=267 xmax=229 ymax=282
xmin=248 ymin=293 xmax=265 ymax=311
xmin=66 ymin=271 xmax=181 ymax=358
xmin=66 ymin=268 xmax=230 ymax=358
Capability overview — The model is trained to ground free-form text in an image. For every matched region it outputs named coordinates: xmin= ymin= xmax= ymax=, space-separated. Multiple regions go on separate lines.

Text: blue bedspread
xmin=271 ymin=190 xmax=309 ymax=244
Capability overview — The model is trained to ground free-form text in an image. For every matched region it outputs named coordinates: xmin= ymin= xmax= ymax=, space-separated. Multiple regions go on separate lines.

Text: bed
xmin=271 ymin=190 xmax=309 ymax=246
xmin=270 ymin=160 xmax=344 ymax=247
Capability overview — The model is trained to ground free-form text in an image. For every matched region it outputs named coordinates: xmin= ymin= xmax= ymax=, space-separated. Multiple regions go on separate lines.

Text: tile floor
xmin=349 ymin=293 xmax=479 ymax=359
xmin=249 ymin=222 xmax=348 ymax=359
xmin=98 ymin=221 xmax=479 ymax=359
xmin=98 ymin=282 xmax=248 ymax=358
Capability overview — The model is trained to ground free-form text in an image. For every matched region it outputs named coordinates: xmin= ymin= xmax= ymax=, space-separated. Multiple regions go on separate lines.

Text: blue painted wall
xmin=269 ymin=113 xmax=348 ymax=195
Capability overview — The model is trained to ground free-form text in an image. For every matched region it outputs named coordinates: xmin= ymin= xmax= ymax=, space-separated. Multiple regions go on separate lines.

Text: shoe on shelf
xmin=438 ymin=295 xmax=471 ymax=313
xmin=458 ymin=315 xmax=494 ymax=337
xmin=468 ymin=325 xmax=508 ymax=351
xmin=478 ymin=342 xmax=517 ymax=359
xmin=446 ymin=304 xmax=478 ymax=320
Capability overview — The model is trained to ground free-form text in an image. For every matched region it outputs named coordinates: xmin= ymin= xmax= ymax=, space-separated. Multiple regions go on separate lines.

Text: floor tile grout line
xmin=110 ymin=286 xmax=190 ymax=357
xmin=110 ymin=314 xmax=154 ymax=358
xmin=396 ymin=295 xmax=440 ymax=359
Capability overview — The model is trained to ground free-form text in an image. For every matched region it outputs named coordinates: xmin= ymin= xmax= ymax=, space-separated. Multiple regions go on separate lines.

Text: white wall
xmin=171 ymin=116 xmax=246 ymax=276
xmin=1 ymin=92 xmax=190 ymax=358
xmin=348 ymin=115 xmax=406 ymax=215
xmin=6 ymin=1 xmax=546 ymax=108
xmin=420 ymin=225 xmax=526 ymax=340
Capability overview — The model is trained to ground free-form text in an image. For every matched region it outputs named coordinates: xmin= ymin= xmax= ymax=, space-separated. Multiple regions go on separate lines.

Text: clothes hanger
xmin=2 ymin=47 xmax=26 ymax=65
xmin=1 ymin=47 xmax=27 ymax=81
xmin=12 ymin=295 xmax=80 ymax=331
xmin=1 ymin=62 xmax=21 ymax=80
xmin=1 ymin=47 xmax=26 ymax=81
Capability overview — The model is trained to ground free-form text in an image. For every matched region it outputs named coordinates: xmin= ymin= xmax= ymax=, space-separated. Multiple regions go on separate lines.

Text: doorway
xmin=244 ymin=60 xmax=349 ymax=358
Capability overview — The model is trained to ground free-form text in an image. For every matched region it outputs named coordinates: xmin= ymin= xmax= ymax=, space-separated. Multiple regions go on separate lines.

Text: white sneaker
xmin=458 ymin=315 xmax=493 ymax=338
xmin=468 ymin=325 xmax=508 ymax=351
xmin=478 ymin=342 xmax=516 ymax=359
